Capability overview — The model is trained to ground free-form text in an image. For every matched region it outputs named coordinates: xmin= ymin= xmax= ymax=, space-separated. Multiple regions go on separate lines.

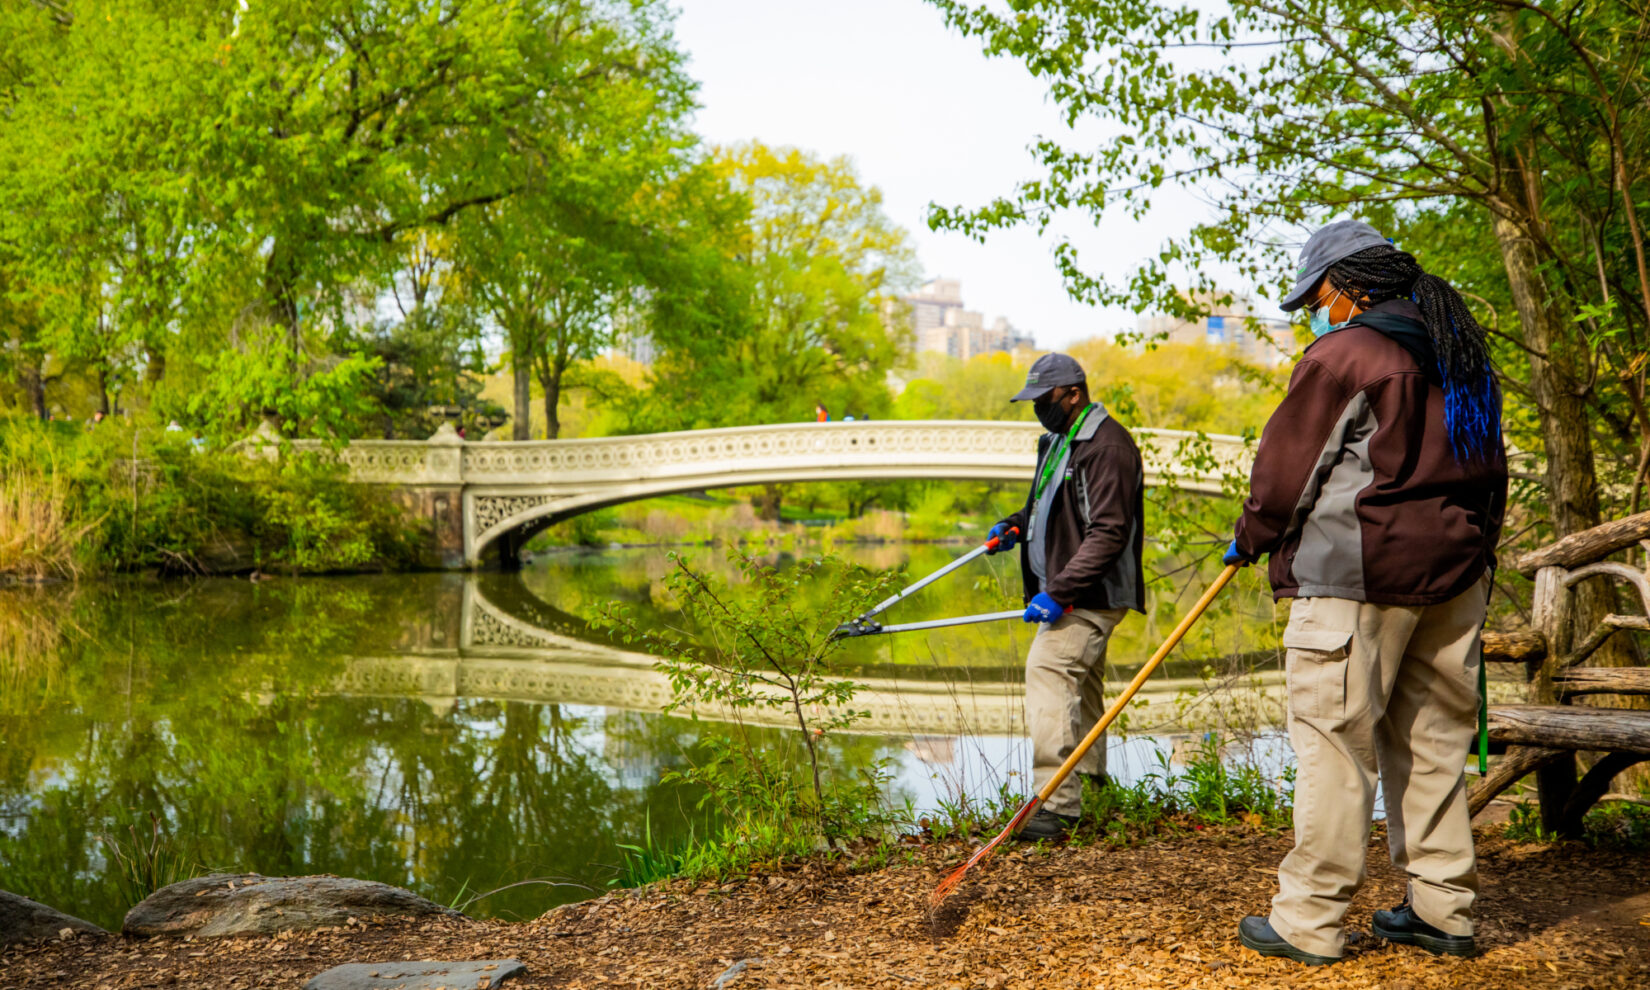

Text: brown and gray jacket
xmin=998 ymin=406 xmax=1145 ymax=613
xmin=1234 ymin=299 xmax=1508 ymax=605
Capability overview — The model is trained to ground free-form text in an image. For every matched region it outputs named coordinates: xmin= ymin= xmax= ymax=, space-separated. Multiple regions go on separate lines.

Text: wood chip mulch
xmin=5 ymin=826 xmax=1647 ymax=989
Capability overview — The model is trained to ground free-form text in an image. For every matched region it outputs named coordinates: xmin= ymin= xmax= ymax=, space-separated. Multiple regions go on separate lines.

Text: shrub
xmin=0 ymin=415 xmax=422 ymax=577
xmin=597 ymin=551 xmax=907 ymax=877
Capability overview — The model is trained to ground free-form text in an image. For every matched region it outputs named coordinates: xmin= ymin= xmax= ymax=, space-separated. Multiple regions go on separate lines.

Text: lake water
xmin=1 ymin=545 xmax=1292 ymax=928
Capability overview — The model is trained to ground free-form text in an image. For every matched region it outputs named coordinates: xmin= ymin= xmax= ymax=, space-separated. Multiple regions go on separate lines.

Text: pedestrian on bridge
xmin=986 ymin=352 xmax=1145 ymax=841
xmin=1225 ymin=220 xmax=1508 ymax=965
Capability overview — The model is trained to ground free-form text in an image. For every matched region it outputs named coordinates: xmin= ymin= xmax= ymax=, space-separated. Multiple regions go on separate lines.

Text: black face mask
xmin=1034 ymin=397 xmax=1070 ymax=432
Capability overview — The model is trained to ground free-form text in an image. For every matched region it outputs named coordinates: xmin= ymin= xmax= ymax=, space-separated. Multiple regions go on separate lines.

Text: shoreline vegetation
xmin=0 ymin=418 xmax=999 ymax=584
xmin=2 ymin=335 xmax=1294 ymax=585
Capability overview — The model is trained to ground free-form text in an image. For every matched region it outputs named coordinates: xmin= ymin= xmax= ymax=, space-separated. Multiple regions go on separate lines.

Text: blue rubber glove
xmin=1023 ymin=591 xmax=1065 ymax=624
xmin=1223 ymin=539 xmax=1257 ymax=567
xmin=987 ymin=523 xmax=1019 ymax=554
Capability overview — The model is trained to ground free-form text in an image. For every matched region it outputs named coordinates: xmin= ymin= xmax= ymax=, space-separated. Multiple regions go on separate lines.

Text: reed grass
xmin=0 ymin=455 xmax=97 ymax=580
xmin=100 ymin=813 xmax=200 ymax=910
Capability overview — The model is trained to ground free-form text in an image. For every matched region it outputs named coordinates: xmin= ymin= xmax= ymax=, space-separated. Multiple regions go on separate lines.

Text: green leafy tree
xmin=0 ymin=0 xmax=706 ymax=440
xmin=449 ymin=0 xmax=700 ymax=440
xmin=927 ymin=0 xmax=1650 ymax=651
xmin=638 ymin=144 xmax=918 ymax=432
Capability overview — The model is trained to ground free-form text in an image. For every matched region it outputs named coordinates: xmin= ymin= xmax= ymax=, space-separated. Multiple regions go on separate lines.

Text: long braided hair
xmin=1325 ymin=245 xmax=1500 ymax=462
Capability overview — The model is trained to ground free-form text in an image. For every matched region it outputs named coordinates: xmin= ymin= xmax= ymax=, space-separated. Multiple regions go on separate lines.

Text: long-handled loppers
xmin=830 ymin=527 xmax=1020 ymax=641
xmin=930 ymin=563 xmax=1241 ymax=907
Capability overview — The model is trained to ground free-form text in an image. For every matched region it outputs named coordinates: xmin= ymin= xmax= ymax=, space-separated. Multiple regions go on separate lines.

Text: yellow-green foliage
xmin=531 ymin=495 xmax=796 ymax=549
xmin=0 ymin=430 xmax=99 ymax=580
xmin=893 ymin=351 xmax=1038 ymax=422
xmin=0 ymin=416 xmax=422 ymax=578
xmin=895 ymin=341 xmax=1288 ymax=435
xmin=1070 ymin=339 xmax=1286 ymax=434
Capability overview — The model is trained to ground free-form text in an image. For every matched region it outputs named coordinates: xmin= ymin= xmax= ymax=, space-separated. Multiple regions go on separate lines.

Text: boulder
xmin=123 ymin=874 xmax=457 ymax=938
xmin=0 ymin=889 xmax=105 ymax=946
xmin=304 ymin=959 xmax=526 ymax=990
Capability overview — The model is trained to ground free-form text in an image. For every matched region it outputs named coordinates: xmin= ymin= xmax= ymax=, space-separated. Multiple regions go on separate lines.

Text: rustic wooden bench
xmin=1468 ymin=511 xmax=1650 ymax=837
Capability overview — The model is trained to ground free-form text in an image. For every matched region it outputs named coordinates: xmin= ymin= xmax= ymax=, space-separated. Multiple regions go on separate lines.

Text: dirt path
xmin=6 ymin=827 xmax=1647 ymax=989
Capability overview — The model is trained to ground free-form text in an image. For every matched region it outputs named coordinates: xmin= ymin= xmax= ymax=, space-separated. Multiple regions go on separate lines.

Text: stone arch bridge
xmin=299 ymin=420 xmax=1250 ymax=568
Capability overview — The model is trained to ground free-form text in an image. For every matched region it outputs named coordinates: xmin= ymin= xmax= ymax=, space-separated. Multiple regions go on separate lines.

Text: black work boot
xmin=1237 ymin=916 xmax=1339 ymax=966
xmin=1014 ymin=807 xmax=1078 ymax=841
xmin=1372 ymin=901 xmax=1476 ymax=957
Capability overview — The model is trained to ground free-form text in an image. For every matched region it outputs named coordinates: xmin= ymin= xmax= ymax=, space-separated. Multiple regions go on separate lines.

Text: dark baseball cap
xmin=1280 ymin=219 xmax=1392 ymax=312
xmin=1011 ymin=352 xmax=1086 ymax=402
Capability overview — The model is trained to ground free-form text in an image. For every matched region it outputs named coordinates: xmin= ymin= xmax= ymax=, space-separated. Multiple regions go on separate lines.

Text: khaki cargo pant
xmin=1025 ymin=606 xmax=1128 ymax=817
xmin=1269 ymin=578 xmax=1488 ymax=958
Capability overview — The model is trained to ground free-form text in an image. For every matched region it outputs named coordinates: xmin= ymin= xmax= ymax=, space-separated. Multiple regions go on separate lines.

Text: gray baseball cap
xmin=1011 ymin=352 xmax=1086 ymax=402
xmin=1280 ymin=219 xmax=1392 ymax=312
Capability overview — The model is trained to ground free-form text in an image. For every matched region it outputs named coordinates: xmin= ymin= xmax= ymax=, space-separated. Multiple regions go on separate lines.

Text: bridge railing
xmin=291 ymin=420 xmax=1253 ymax=493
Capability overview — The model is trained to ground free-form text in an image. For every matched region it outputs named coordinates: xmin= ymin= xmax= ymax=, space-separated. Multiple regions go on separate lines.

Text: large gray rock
xmin=0 ymin=889 xmax=105 ymax=945
xmin=304 ymin=959 xmax=526 ymax=990
xmin=123 ymin=874 xmax=458 ymax=938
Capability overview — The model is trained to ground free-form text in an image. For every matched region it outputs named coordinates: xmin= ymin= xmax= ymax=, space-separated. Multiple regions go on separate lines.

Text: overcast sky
xmin=673 ymin=0 xmax=1232 ymax=349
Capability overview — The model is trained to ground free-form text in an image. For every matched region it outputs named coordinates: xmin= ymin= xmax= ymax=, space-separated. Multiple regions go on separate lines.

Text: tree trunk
xmin=1491 ymin=193 xmax=1628 ymax=675
xmin=1528 ymin=565 xmax=1577 ymax=830
xmin=261 ymin=238 xmax=302 ymax=367
xmin=752 ymin=485 xmax=784 ymax=522
xmin=539 ymin=359 xmax=564 ymax=441
xmin=21 ymin=363 xmax=46 ymax=420
xmin=144 ymin=340 xmax=166 ymax=385
xmin=512 ymin=358 xmax=532 ymax=441
xmin=1491 ymin=212 xmax=1601 ymax=537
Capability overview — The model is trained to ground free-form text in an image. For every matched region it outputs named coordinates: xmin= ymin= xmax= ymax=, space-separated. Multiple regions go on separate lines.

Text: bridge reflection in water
xmin=331 ymin=575 xmax=1289 ymax=742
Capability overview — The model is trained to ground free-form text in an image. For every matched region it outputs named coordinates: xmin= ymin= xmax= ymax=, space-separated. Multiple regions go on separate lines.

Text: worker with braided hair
xmin=1225 ymin=220 xmax=1508 ymax=966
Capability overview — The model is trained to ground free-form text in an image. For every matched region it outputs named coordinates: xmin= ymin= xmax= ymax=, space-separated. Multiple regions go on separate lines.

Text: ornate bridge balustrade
xmin=293 ymin=420 xmax=1251 ymax=568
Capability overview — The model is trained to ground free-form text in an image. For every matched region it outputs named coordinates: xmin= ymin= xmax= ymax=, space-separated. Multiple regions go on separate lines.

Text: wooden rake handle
xmin=1030 ymin=563 xmax=1241 ymax=808
xmin=929 ymin=564 xmax=1243 ymax=908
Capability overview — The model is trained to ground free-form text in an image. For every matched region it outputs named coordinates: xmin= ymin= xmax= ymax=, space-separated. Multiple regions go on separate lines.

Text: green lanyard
xmin=1477 ymin=658 xmax=1489 ymax=775
xmin=1033 ymin=403 xmax=1095 ymax=504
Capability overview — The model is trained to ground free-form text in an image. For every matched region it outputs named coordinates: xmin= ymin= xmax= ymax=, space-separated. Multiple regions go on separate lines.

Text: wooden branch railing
xmin=1487 ymin=706 xmax=1650 ymax=756
xmin=1552 ymin=667 xmax=1650 ymax=697
xmin=1513 ymin=510 xmax=1650 ymax=577
xmin=1467 ymin=511 xmax=1650 ymax=837
xmin=1482 ymin=629 xmax=1546 ymax=663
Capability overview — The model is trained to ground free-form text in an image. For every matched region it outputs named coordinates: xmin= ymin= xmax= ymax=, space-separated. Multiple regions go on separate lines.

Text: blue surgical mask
xmin=1309 ymin=289 xmax=1345 ymax=338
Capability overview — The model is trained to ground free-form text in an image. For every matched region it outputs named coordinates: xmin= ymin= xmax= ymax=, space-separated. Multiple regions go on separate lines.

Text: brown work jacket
xmin=1234 ymin=299 xmax=1508 ymax=605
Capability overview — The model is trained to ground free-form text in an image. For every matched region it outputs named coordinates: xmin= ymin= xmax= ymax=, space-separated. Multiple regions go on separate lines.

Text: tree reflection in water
xmin=0 ymin=569 xmax=925 ymax=929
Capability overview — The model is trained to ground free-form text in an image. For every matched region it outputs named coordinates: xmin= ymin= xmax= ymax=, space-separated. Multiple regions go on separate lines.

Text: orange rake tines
xmin=930 ymin=564 xmax=1241 ymax=909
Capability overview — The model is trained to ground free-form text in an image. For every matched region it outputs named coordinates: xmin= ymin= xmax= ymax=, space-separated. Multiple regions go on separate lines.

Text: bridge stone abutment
xmin=299 ymin=420 xmax=1250 ymax=570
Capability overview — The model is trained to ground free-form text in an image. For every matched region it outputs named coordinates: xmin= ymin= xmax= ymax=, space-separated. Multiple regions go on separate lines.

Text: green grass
xmin=1504 ymin=797 xmax=1650 ymax=849
xmin=100 ymin=813 xmax=201 ymax=910
xmin=611 ymin=813 xmax=823 ymax=889
xmin=1074 ymin=736 xmax=1293 ymax=845
xmin=603 ymin=737 xmax=1295 ymax=892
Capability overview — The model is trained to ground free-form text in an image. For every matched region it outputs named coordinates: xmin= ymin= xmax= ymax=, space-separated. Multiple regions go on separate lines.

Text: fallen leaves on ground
xmin=5 ymin=826 xmax=1647 ymax=989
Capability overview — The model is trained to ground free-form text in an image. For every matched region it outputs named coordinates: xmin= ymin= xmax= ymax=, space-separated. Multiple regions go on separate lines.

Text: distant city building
xmin=1136 ymin=291 xmax=1292 ymax=366
xmin=617 ymin=328 xmax=655 ymax=366
xmin=901 ymin=278 xmax=1034 ymax=360
xmin=608 ymin=297 xmax=656 ymax=366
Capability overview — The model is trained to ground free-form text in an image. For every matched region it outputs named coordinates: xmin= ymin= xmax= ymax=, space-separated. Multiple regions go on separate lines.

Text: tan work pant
xmin=1270 ymin=578 xmax=1488 ymax=958
xmin=1025 ymin=606 xmax=1127 ymax=817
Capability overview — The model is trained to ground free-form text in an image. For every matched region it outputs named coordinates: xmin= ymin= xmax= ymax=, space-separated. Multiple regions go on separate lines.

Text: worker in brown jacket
xmin=988 ymin=352 xmax=1145 ymax=840
xmin=1227 ymin=220 xmax=1508 ymax=965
